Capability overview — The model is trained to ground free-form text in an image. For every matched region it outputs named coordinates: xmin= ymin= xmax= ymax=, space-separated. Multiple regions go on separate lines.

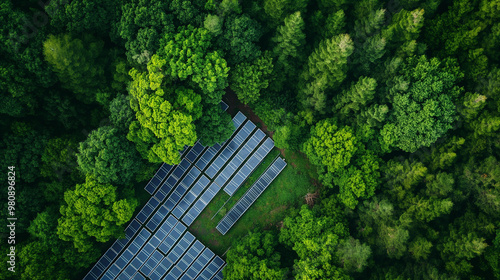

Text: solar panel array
xmin=224 ymin=138 xmax=275 ymax=196
xmin=86 ymin=109 xmax=289 ymax=280
xmin=216 ymin=157 xmax=287 ymax=235
xmin=182 ymin=181 xmax=222 ymax=226
xmin=86 ymin=215 xmax=225 ymax=280
xmin=145 ymin=163 xmax=174 ymax=195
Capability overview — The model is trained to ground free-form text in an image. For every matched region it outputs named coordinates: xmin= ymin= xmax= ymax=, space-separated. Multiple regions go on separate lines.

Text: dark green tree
xmin=77 ymin=126 xmax=141 ymax=185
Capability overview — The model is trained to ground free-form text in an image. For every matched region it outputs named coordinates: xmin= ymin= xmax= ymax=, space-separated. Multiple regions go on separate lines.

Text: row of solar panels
xmin=144 ymin=101 xmax=229 ymax=195
xmin=216 ymin=157 xmax=287 ymax=235
xmin=85 ymin=215 xmax=225 ymax=280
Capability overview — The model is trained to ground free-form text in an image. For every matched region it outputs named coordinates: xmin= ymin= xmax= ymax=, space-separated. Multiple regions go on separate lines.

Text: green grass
xmin=189 ymin=149 xmax=318 ymax=256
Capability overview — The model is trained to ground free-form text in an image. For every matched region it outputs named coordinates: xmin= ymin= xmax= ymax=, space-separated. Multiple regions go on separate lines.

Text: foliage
xmin=230 ymin=52 xmax=274 ymax=104
xmin=381 ymin=56 xmax=463 ymax=152
xmin=43 ymin=33 xmax=108 ymax=103
xmin=220 ymin=14 xmax=263 ymax=65
xmin=159 ymin=26 xmax=230 ymax=103
xmin=77 ymin=126 xmax=141 ymax=185
xmin=57 ymin=175 xmax=138 ymax=252
xmin=224 ymin=231 xmax=285 ymax=279
xmin=195 ymin=103 xmax=235 ymax=146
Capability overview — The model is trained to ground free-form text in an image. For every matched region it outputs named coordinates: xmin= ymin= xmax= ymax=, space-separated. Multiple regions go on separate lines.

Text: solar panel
xmin=172 ymin=175 xmax=210 ymax=219
xmin=145 ymin=163 xmax=174 ymax=194
xmin=185 ymin=142 xmax=206 ymax=163
xmin=159 ymin=222 xmax=187 ymax=254
xmin=132 ymin=273 xmax=146 ymax=280
xmin=136 ymin=197 xmax=160 ymax=224
xmin=181 ymin=247 xmax=215 ymax=280
xmin=156 ymin=158 xmax=192 ymax=202
xmin=211 ymin=265 xmax=225 ymax=280
xmin=220 ymin=101 xmax=229 ymax=111
xmin=180 ymin=145 xmax=191 ymax=157
xmin=216 ymin=157 xmax=287 ymax=235
xmin=166 ymin=232 xmax=195 ymax=264
xmin=154 ymin=214 xmax=178 ymax=241
xmin=223 ymin=138 xmax=274 ymax=200
xmin=182 ymin=182 xmax=221 ymax=226
xmin=194 ymin=256 xmax=225 ymax=280
xmin=140 ymin=250 xmax=164 ymax=276
xmin=218 ymin=129 xmax=265 ymax=194
xmin=164 ymin=166 xmax=201 ymax=214
xmin=146 ymin=205 xmax=169 ymax=231
xmin=205 ymin=120 xmax=256 ymax=178
xmin=149 ymin=257 xmax=173 ymax=280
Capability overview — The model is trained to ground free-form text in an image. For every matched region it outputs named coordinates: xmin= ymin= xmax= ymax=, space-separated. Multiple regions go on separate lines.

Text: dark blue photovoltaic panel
xmin=180 ymin=145 xmax=191 ymax=157
xmin=164 ymin=167 xmax=201 ymax=213
xmin=156 ymin=158 xmax=192 ymax=203
xmin=211 ymin=266 xmax=225 ymax=280
xmin=217 ymin=157 xmax=287 ymax=235
xmin=181 ymin=248 xmax=215 ymax=280
xmin=132 ymin=273 xmax=146 ymax=280
xmin=149 ymin=257 xmax=173 ymax=280
xmin=223 ymin=138 xmax=274 ymax=199
xmin=140 ymin=250 xmax=164 ymax=276
xmin=195 ymin=112 xmax=245 ymax=171
xmin=186 ymin=142 xmax=206 ymax=163
xmin=172 ymin=175 xmax=210 ymax=219
xmin=182 ymin=182 xmax=221 ymax=226
xmin=154 ymin=214 xmax=177 ymax=241
xmin=166 ymin=232 xmax=195 ymax=265
xmin=194 ymin=256 xmax=225 ymax=280
xmin=136 ymin=197 xmax=160 ymax=224
xmin=219 ymin=129 xmax=265 ymax=194
xmin=205 ymin=120 xmax=256 ymax=178
xmin=145 ymin=163 xmax=173 ymax=194
xmin=233 ymin=112 xmax=246 ymax=128
xmin=220 ymin=101 xmax=229 ymax=111
xmin=159 ymin=222 xmax=187 ymax=254
xmin=146 ymin=205 xmax=169 ymax=231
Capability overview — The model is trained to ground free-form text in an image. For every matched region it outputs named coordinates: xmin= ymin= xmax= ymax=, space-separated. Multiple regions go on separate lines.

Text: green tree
xmin=262 ymin=0 xmax=308 ymax=27
xmin=272 ymin=11 xmax=306 ymax=70
xmin=127 ymin=62 xmax=201 ymax=164
xmin=302 ymin=119 xmax=357 ymax=175
xmin=300 ymin=34 xmax=354 ymax=113
xmin=43 ymin=33 xmax=107 ymax=103
xmin=224 ymin=231 xmax=285 ymax=280
xmin=195 ymin=103 xmax=235 ymax=146
xmin=336 ymin=237 xmax=372 ymax=273
xmin=40 ymin=137 xmax=79 ymax=181
xmin=45 ymin=0 xmax=118 ymax=36
xmin=116 ymin=0 xmax=175 ymax=62
xmin=109 ymin=95 xmax=135 ymax=132
xmin=159 ymin=26 xmax=229 ymax=103
xmin=334 ymin=76 xmax=377 ymax=116
xmin=381 ymin=56 xmax=462 ymax=152
xmin=230 ymin=52 xmax=274 ymax=104
xmin=220 ymin=14 xmax=263 ymax=65
xmin=57 ymin=175 xmax=138 ymax=252
xmin=77 ymin=126 xmax=141 ymax=185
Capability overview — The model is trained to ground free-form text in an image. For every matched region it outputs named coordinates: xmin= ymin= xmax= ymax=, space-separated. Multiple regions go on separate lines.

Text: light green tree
xmin=57 ymin=175 xmax=138 ymax=252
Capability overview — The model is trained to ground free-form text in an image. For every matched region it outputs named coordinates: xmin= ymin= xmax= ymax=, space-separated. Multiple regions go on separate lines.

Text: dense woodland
xmin=0 ymin=0 xmax=499 ymax=279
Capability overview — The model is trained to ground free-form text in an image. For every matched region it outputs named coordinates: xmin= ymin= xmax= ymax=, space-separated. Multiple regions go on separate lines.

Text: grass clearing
xmin=189 ymin=149 xmax=318 ymax=256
